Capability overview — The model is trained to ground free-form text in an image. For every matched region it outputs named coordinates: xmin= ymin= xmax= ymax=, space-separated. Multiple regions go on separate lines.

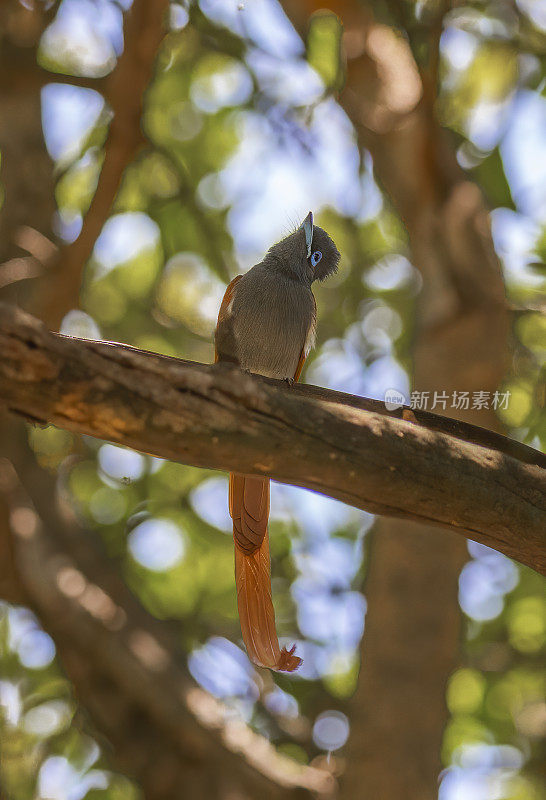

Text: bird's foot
xmin=284 ymin=377 xmax=294 ymax=388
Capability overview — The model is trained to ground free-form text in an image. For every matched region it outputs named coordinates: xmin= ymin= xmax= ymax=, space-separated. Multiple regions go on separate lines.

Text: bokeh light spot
xmin=312 ymin=710 xmax=349 ymax=751
xmin=128 ymin=519 xmax=186 ymax=572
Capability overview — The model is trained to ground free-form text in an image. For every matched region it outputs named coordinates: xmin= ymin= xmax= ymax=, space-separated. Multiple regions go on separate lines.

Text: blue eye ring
xmin=310 ymin=250 xmax=322 ymax=267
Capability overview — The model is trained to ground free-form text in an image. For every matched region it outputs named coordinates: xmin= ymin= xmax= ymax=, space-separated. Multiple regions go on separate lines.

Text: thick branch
xmin=0 ymin=303 xmax=544 ymax=574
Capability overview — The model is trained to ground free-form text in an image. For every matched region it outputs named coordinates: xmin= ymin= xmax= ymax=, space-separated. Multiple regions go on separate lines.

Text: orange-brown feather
xmin=293 ymin=346 xmax=306 ymax=382
xmin=214 ymin=275 xmax=242 ymax=363
xmin=234 ymin=523 xmax=301 ymax=671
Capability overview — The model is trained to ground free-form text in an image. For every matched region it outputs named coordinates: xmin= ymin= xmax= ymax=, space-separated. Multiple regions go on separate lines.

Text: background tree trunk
xmin=279 ymin=4 xmax=510 ymax=797
xmin=0 ymin=57 xmax=57 ymax=296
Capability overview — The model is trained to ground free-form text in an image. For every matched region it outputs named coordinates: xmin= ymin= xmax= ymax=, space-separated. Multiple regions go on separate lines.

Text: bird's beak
xmin=300 ymin=211 xmax=313 ymax=258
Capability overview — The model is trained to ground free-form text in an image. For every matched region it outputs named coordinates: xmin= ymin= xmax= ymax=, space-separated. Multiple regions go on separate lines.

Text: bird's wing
xmin=294 ymin=293 xmax=315 ymax=381
xmin=293 ymin=347 xmax=307 ymax=382
xmin=214 ymin=275 xmax=242 ymax=363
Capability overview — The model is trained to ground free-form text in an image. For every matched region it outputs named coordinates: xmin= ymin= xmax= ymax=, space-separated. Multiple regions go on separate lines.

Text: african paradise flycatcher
xmin=214 ymin=212 xmax=340 ymax=671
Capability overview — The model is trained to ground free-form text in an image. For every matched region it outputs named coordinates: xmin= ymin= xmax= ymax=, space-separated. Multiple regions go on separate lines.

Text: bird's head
xmin=265 ymin=212 xmax=340 ymax=283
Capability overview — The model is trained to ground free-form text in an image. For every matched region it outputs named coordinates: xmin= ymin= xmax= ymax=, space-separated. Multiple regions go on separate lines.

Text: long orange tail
xmin=229 ymin=473 xmax=301 ymax=672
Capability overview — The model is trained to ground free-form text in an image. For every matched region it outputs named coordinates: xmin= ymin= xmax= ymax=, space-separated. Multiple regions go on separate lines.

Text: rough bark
xmin=278 ymin=3 xmax=511 ymax=797
xmin=0 ymin=304 xmax=542 ymax=574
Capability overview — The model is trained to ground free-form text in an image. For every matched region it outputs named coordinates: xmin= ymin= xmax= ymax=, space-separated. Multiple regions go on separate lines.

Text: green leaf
xmin=307 ymin=11 xmax=344 ymax=92
xmin=469 ymin=146 xmax=515 ymax=210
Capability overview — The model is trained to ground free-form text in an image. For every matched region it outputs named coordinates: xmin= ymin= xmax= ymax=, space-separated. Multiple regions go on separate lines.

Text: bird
xmin=214 ymin=212 xmax=340 ymax=672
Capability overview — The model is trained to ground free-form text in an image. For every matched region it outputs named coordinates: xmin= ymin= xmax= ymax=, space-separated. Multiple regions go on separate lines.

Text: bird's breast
xmin=229 ymin=268 xmax=315 ymax=379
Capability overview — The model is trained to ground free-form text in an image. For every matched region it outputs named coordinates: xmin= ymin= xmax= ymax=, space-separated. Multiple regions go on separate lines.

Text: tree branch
xmin=36 ymin=0 xmax=170 ymax=329
xmin=0 ymin=303 xmax=544 ymax=574
xmin=0 ymin=46 xmax=107 ymax=96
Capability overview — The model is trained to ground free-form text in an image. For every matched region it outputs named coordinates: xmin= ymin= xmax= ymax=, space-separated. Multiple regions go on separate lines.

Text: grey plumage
xmin=215 ymin=217 xmax=340 ymax=379
xmin=229 ymin=264 xmax=315 ymax=378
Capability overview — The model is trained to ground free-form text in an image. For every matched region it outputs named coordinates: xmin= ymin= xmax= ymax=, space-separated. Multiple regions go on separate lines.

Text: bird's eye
xmin=310 ymin=250 xmax=322 ymax=267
